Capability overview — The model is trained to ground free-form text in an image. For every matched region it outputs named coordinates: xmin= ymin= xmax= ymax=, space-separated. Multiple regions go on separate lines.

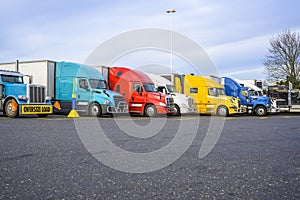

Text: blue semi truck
xmin=223 ymin=77 xmax=272 ymax=116
xmin=0 ymin=60 xmax=128 ymax=117
xmin=0 ymin=69 xmax=53 ymax=118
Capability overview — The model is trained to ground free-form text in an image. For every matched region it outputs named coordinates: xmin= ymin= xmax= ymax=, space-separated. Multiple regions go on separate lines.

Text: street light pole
xmin=166 ymin=9 xmax=176 ymax=74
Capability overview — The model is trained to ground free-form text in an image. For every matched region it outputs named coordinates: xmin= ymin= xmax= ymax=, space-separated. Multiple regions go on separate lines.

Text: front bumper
xmin=156 ymin=105 xmax=175 ymax=115
xmin=107 ymin=101 xmax=128 ymax=113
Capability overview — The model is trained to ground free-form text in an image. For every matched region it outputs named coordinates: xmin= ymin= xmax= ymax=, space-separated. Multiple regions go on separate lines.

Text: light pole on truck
xmin=166 ymin=9 xmax=176 ymax=74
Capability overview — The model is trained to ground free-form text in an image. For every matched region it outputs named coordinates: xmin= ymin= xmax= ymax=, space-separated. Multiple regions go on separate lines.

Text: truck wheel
xmin=5 ymin=99 xmax=19 ymax=118
xmin=217 ymin=106 xmax=228 ymax=117
xmin=89 ymin=103 xmax=102 ymax=117
xmin=145 ymin=105 xmax=157 ymax=117
xmin=174 ymin=104 xmax=181 ymax=116
xmin=255 ymin=105 xmax=267 ymax=116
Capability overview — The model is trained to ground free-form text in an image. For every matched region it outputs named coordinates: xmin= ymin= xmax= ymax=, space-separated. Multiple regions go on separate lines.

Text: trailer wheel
xmin=5 ymin=99 xmax=19 ymax=118
xmin=255 ymin=105 xmax=267 ymax=116
xmin=217 ymin=106 xmax=228 ymax=117
xmin=173 ymin=104 xmax=181 ymax=116
xmin=145 ymin=105 xmax=157 ymax=117
xmin=89 ymin=103 xmax=102 ymax=117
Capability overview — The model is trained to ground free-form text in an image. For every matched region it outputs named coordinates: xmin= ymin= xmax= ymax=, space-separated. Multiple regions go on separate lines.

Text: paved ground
xmin=0 ymin=113 xmax=299 ymax=199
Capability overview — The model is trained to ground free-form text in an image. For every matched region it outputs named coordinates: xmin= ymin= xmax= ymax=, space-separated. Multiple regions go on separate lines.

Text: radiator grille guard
xmin=28 ymin=85 xmax=46 ymax=104
xmin=107 ymin=95 xmax=128 ymax=113
xmin=166 ymin=97 xmax=175 ymax=110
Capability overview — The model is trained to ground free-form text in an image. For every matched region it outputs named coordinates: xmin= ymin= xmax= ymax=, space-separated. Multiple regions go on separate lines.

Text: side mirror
xmin=29 ymin=75 xmax=33 ymax=84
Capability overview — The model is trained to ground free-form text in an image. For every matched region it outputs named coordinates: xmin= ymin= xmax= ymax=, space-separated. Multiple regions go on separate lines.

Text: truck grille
xmin=166 ymin=97 xmax=174 ymax=108
xmin=188 ymin=97 xmax=194 ymax=108
xmin=114 ymin=95 xmax=124 ymax=106
xmin=29 ymin=85 xmax=46 ymax=103
xmin=112 ymin=95 xmax=128 ymax=113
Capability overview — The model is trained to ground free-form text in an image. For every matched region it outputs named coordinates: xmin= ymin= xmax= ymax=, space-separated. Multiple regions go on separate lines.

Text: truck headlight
xmin=18 ymin=95 xmax=28 ymax=100
xmin=104 ymin=100 xmax=111 ymax=105
xmin=159 ymin=102 xmax=166 ymax=107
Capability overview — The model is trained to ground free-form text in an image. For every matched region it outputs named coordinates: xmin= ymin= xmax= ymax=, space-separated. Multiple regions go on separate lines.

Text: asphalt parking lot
xmin=0 ymin=113 xmax=299 ymax=199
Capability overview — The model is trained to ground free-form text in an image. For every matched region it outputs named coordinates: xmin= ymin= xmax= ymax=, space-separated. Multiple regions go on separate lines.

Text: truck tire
xmin=5 ymin=99 xmax=19 ymax=118
xmin=255 ymin=105 xmax=267 ymax=116
xmin=217 ymin=106 xmax=228 ymax=117
xmin=89 ymin=103 xmax=102 ymax=117
xmin=174 ymin=104 xmax=181 ymax=116
xmin=145 ymin=104 xmax=157 ymax=117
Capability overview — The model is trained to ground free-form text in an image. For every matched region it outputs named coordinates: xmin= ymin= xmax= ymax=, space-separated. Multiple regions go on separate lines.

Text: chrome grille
xmin=29 ymin=85 xmax=46 ymax=103
xmin=113 ymin=95 xmax=124 ymax=106
xmin=166 ymin=97 xmax=174 ymax=108
xmin=188 ymin=97 xmax=194 ymax=108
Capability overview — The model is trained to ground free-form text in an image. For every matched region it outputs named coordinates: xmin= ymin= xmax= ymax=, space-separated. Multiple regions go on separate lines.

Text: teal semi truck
xmin=0 ymin=69 xmax=53 ymax=118
xmin=0 ymin=60 xmax=128 ymax=117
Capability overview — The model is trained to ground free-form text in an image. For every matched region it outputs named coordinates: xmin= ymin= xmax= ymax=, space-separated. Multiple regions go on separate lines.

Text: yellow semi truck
xmin=161 ymin=74 xmax=240 ymax=116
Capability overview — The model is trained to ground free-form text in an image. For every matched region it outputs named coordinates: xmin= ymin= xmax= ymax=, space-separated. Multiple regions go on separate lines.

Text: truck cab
xmin=145 ymin=73 xmax=195 ymax=116
xmin=0 ymin=70 xmax=52 ymax=118
xmin=165 ymin=74 xmax=240 ymax=116
xmin=55 ymin=62 xmax=127 ymax=117
xmin=223 ymin=77 xmax=272 ymax=116
xmin=108 ymin=67 xmax=175 ymax=117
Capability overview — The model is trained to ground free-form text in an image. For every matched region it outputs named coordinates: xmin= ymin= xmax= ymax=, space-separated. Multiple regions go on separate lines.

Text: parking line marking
xmin=259 ymin=117 xmax=268 ymax=119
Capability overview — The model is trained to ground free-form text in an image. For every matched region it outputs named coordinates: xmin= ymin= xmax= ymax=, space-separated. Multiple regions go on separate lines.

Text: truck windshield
xmin=248 ymin=90 xmax=255 ymax=96
xmin=143 ymin=83 xmax=157 ymax=92
xmin=89 ymin=79 xmax=107 ymax=89
xmin=1 ymin=75 xmax=23 ymax=84
xmin=167 ymin=85 xmax=174 ymax=93
xmin=217 ymin=88 xmax=225 ymax=95
xmin=254 ymin=91 xmax=263 ymax=96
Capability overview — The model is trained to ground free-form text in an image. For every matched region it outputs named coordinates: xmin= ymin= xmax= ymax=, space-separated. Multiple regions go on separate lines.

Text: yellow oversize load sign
xmin=21 ymin=105 xmax=53 ymax=114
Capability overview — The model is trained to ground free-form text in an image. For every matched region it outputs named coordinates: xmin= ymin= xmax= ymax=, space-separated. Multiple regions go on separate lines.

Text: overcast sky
xmin=0 ymin=0 xmax=299 ymax=80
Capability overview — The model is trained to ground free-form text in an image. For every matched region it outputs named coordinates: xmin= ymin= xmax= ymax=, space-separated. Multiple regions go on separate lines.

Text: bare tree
xmin=264 ymin=30 xmax=300 ymax=86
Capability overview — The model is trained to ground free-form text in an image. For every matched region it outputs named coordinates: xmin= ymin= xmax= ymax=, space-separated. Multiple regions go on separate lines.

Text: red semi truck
xmin=108 ymin=67 xmax=175 ymax=117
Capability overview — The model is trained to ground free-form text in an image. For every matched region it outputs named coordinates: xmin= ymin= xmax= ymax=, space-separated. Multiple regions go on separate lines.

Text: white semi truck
xmin=145 ymin=73 xmax=195 ymax=116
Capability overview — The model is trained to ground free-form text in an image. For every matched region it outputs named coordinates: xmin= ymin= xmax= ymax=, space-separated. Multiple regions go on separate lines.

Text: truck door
xmin=130 ymin=82 xmax=145 ymax=113
xmin=77 ymin=78 xmax=91 ymax=104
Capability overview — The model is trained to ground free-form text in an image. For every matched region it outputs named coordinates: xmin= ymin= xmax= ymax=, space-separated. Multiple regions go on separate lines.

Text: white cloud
xmin=222 ymin=66 xmax=266 ymax=80
xmin=206 ymin=34 xmax=270 ymax=65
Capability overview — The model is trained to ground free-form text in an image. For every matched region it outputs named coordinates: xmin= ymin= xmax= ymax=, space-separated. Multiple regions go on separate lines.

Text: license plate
xmin=21 ymin=105 xmax=53 ymax=115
